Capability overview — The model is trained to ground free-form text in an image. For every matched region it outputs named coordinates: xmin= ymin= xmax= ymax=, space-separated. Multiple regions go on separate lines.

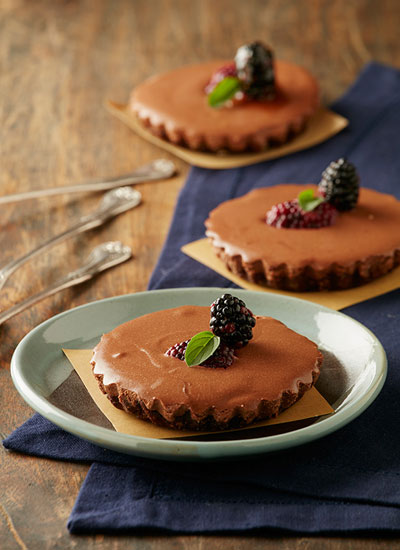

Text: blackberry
xmin=210 ymin=294 xmax=256 ymax=349
xmin=266 ymin=199 xmax=304 ymax=228
xmin=301 ymin=202 xmax=338 ymax=228
xmin=234 ymin=41 xmax=275 ymax=100
xmin=201 ymin=342 xmax=235 ymax=368
xmin=165 ymin=340 xmax=190 ymax=361
xmin=318 ymin=158 xmax=360 ymax=211
xmin=165 ymin=339 xmax=234 ymax=368
xmin=266 ymin=199 xmax=337 ymax=229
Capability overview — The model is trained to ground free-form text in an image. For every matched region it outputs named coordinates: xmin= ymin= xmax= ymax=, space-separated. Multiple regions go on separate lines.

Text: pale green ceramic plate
xmin=11 ymin=288 xmax=387 ymax=461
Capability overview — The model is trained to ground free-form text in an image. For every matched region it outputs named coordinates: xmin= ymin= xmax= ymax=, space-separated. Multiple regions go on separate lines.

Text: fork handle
xmin=0 ymin=214 xmax=105 ymax=288
xmin=0 ymin=240 xmax=131 ymax=325
xmin=0 ymin=273 xmax=91 ymax=325
xmin=0 ymin=159 xmax=175 ymax=205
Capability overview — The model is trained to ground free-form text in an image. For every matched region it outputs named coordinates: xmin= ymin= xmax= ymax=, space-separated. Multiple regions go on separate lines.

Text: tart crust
xmin=129 ymin=60 xmax=319 ymax=153
xmin=91 ymin=306 xmax=323 ymax=431
xmin=205 ymin=185 xmax=400 ymax=291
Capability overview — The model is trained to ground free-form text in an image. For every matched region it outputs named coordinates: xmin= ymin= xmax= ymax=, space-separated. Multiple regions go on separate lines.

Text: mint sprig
xmin=185 ymin=331 xmax=220 ymax=367
xmin=298 ymin=189 xmax=325 ymax=212
xmin=208 ymin=76 xmax=241 ymax=107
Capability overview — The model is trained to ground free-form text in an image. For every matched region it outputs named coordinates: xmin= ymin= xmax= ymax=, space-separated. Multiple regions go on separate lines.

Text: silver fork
xmin=0 ymin=186 xmax=141 ymax=290
xmin=0 ymin=159 xmax=175 ymax=205
xmin=0 ymin=242 xmax=132 ymax=326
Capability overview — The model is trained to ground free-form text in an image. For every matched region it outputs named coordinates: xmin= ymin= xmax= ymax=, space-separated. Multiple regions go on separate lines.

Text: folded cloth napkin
xmin=4 ymin=62 xmax=400 ymax=534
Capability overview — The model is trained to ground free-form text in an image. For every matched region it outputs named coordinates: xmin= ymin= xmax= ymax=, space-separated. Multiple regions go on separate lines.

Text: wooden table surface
xmin=1 ymin=0 xmax=399 ymax=548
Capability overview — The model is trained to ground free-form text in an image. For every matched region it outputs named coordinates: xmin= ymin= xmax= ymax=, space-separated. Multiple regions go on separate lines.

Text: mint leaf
xmin=298 ymin=189 xmax=325 ymax=212
xmin=208 ymin=77 xmax=241 ymax=107
xmin=185 ymin=331 xmax=220 ymax=367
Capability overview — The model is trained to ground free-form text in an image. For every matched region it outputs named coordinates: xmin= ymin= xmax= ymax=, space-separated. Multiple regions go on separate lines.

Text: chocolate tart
xmin=129 ymin=60 xmax=319 ymax=153
xmin=91 ymin=305 xmax=322 ymax=431
xmin=205 ymin=185 xmax=400 ymax=291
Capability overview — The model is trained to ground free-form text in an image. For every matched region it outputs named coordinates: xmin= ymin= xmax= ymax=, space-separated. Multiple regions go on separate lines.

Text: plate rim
xmin=10 ymin=287 xmax=387 ymax=460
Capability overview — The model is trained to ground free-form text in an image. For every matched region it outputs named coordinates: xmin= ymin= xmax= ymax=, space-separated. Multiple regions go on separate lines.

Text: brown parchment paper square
xmin=106 ymin=101 xmax=348 ymax=169
xmin=182 ymin=239 xmax=400 ymax=311
xmin=63 ymin=349 xmax=334 ymax=440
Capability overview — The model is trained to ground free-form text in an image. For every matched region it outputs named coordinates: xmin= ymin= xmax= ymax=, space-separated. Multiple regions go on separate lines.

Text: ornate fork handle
xmin=0 ymin=214 xmax=104 ymax=289
xmin=0 ymin=242 xmax=132 ymax=326
xmin=0 ymin=159 xmax=175 ymax=205
xmin=0 ymin=187 xmax=141 ymax=290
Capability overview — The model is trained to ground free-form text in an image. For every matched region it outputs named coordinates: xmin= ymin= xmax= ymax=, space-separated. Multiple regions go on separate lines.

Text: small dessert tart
xmin=205 ymin=160 xmax=400 ymax=291
xmin=129 ymin=41 xmax=319 ymax=153
xmin=91 ymin=294 xmax=322 ymax=431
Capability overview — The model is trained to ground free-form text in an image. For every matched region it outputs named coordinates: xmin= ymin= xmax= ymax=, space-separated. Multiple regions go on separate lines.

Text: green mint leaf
xmin=298 ymin=189 xmax=325 ymax=212
xmin=208 ymin=77 xmax=241 ymax=107
xmin=185 ymin=331 xmax=221 ymax=367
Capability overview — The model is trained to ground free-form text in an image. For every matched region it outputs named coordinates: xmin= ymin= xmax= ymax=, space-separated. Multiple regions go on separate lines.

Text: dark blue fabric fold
xmin=68 ymin=463 xmax=400 ymax=534
xmin=4 ymin=62 xmax=400 ymax=534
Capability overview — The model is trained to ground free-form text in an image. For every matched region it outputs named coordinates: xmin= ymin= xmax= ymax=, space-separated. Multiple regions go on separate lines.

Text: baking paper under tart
xmin=107 ymin=101 xmax=348 ymax=169
xmin=182 ymin=238 xmax=400 ymax=311
xmin=64 ymin=349 xmax=333 ymax=439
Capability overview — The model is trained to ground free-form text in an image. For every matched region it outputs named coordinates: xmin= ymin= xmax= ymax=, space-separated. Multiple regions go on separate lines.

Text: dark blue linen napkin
xmin=4 ymin=62 xmax=400 ymax=534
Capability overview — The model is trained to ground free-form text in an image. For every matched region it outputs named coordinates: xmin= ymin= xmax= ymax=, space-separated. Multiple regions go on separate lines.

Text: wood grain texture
xmin=1 ymin=0 xmax=399 ymax=548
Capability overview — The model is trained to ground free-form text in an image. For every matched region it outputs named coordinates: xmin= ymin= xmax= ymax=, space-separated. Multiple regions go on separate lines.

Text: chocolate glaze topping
xmin=92 ymin=306 xmax=322 ymax=425
xmin=129 ymin=60 xmax=319 ymax=152
xmin=206 ymin=185 xmax=400 ymax=269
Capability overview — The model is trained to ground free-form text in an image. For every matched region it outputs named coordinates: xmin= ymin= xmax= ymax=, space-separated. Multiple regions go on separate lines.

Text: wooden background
xmin=1 ymin=0 xmax=399 ymax=548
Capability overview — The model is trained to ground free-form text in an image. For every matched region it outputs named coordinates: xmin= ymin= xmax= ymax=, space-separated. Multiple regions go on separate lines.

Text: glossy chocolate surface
xmin=205 ymin=185 xmax=400 ymax=269
xmin=92 ymin=306 xmax=321 ymax=422
xmin=129 ymin=60 xmax=319 ymax=151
